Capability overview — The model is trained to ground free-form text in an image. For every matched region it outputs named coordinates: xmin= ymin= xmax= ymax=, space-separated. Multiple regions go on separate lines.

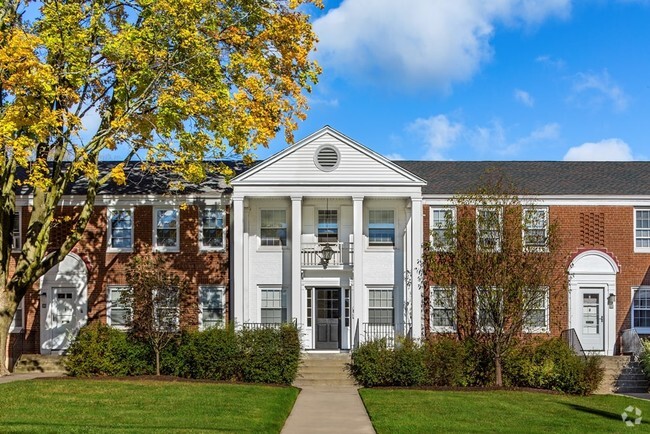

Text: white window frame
xmin=259 ymin=285 xmax=287 ymax=324
xmin=106 ymin=285 xmax=131 ymax=330
xmin=11 ymin=210 xmax=21 ymax=252
xmin=368 ymin=286 xmax=394 ymax=325
xmin=522 ymin=207 xmax=549 ymax=252
xmin=199 ymin=285 xmax=225 ymax=331
xmin=260 ymin=209 xmax=287 ymax=248
xmin=476 ymin=287 xmax=502 ymax=333
xmin=430 ymin=286 xmax=456 ymax=332
xmin=430 ymin=207 xmax=455 ymax=251
xmin=317 ymin=209 xmax=338 ymax=243
xmin=523 ymin=287 xmax=550 ymax=334
xmin=107 ymin=207 xmax=134 ymax=252
xmin=153 ymin=286 xmax=180 ymax=332
xmin=153 ymin=207 xmax=180 ymax=252
xmin=199 ymin=207 xmax=226 ymax=251
xmin=634 ymin=208 xmax=650 ymax=253
xmin=476 ymin=207 xmax=502 ymax=252
xmin=9 ymin=298 xmax=25 ymax=333
xmin=632 ymin=286 xmax=650 ymax=333
xmin=368 ymin=210 xmax=395 ymax=247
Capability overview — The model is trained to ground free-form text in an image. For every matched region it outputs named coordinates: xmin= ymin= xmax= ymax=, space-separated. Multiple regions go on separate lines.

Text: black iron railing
xmin=362 ymin=322 xmax=412 ymax=348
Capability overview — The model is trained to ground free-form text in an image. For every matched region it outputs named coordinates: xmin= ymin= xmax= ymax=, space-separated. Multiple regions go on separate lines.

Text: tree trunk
xmin=0 ymin=320 xmax=10 ymax=376
xmin=0 ymin=288 xmax=16 ymax=376
xmin=155 ymin=348 xmax=160 ymax=376
xmin=495 ymin=355 xmax=503 ymax=387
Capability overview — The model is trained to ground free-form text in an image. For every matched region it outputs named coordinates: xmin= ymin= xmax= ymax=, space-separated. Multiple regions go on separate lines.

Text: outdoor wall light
xmin=318 ymin=243 xmax=335 ymax=269
xmin=608 ymin=293 xmax=616 ymax=308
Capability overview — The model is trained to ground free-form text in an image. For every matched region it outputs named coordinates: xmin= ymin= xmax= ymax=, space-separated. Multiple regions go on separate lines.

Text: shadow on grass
xmin=562 ymin=403 xmax=649 ymax=426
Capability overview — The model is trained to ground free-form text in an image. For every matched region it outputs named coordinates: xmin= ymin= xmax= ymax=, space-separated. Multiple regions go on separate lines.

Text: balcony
xmin=301 ymin=242 xmax=354 ymax=268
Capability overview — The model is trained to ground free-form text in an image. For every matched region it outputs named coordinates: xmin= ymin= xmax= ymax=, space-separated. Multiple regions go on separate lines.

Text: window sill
xmin=430 ymin=327 xmax=456 ymax=333
xmin=634 ymin=327 xmax=650 ymax=335
xmin=523 ymin=246 xmax=549 ymax=253
xmin=634 ymin=248 xmax=650 ymax=254
xmin=367 ymin=245 xmax=396 ymax=252
xmin=152 ymin=247 xmax=180 ymax=253
xmin=199 ymin=247 xmax=226 ymax=253
xmin=107 ymin=248 xmax=134 ymax=254
xmin=523 ymin=328 xmax=550 ymax=334
xmin=257 ymin=246 xmax=288 ymax=252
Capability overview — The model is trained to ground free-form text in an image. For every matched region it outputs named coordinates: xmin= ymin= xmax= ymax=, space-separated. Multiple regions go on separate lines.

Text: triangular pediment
xmin=232 ymin=126 xmax=425 ymax=187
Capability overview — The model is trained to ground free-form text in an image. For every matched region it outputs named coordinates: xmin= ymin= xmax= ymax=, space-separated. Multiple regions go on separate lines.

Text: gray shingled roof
xmin=394 ymin=161 xmax=650 ymax=196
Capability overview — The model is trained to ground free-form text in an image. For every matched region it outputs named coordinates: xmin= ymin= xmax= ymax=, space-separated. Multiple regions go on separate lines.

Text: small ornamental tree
xmin=124 ymin=254 xmax=186 ymax=376
xmin=423 ymin=174 xmax=565 ymax=386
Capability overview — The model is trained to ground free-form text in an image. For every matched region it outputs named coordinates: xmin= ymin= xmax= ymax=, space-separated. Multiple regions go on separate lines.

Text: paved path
xmin=619 ymin=393 xmax=650 ymax=401
xmin=0 ymin=372 xmax=65 ymax=384
xmin=282 ymin=385 xmax=375 ymax=434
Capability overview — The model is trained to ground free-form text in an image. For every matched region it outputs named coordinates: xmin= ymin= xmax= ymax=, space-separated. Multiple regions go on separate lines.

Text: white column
xmin=291 ymin=196 xmax=302 ymax=324
xmin=352 ymin=196 xmax=364 ymax=347
xmin=410 ymin=196 xmax=423 ymax=340
xmin=232 ymin=196 xmax=245 ymax=326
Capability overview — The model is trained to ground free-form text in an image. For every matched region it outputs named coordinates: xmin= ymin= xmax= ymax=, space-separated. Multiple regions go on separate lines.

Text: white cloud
xmin=563 ymin=138 xmax=634 ymax=161
xmin=407 ymin=115 xmax=464 ymax=159
xmin=570 ymin=70 xmax=629 ymax=112
xmin=514 ymin=89 xmax=534 ymax=107
xmin=308 ymin=97 xmax=339 ymax=107
xmin=384 ymin=153 xmax=405 ymax=161
xmin=313 ymin=0 xmax=570 ymax=91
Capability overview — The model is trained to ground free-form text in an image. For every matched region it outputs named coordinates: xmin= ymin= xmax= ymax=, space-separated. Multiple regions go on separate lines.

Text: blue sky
xmin=257 ymin=0 xmax=650 ymax=162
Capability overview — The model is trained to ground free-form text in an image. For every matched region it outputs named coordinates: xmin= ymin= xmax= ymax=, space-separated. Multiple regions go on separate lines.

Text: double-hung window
xmin=153 ymin=286 xmax=180 ymax=332
xmin=476 ymin=207 xmax=502 ymax=252
xmin=368 ymin=287 xmax=394 ymax=325
xmin=430 ymin=207 xmax=455 ymax=251
xmin=476 ymin=287 xmax=502 ymax=332
xmin=635 ymin=209 xmax=650 ymax=252
xmin=107 ymin=285 xmax=131 ymax=329
xmin=200 ymin=207 xmax=225 ymax=250
xmin=633 ymin=287 xmax=650 ymax=331
xmin=523 ymin=287 xmax=549 ymax=333
xmin=430 ymin=286 xmax=456 ymax=331
xmin=199 ymin=285 xmax=225 ymax=330
xmin=261 ymin=210 xmax=287 ymax=247
xmin=154 ymin=207 xmax=180 ymax=252
xmin=9 ymin=298 xmax=24 ymax=333
xmin=108 ymin=208 xmax=134 ymax=251
xmin=369 ymin=210 xmax=395 ymax=246
xmin=260 ymin=286 xmax=287 ymax=324
xmin=523 ymin=207 xmax=549 ymax=251
xmin=318 ymin=210 xmax=338 ymax=243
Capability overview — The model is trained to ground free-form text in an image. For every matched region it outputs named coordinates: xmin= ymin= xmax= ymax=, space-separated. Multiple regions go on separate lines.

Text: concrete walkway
xmin=282 ymin=385 xmax=375 ymax=434
xmin=0 ymin=372 xmax=65 ymax=384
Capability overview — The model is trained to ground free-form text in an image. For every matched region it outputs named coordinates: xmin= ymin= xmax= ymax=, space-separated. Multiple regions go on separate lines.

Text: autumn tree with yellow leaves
xmin=0 ymin=0 xmax=320 ymax=374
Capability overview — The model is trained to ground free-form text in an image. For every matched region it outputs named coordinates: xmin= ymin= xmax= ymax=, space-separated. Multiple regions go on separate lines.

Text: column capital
xmin=290 ymin=195 xmax=303 ymax=202
xmin=232 ymin=195 xmax=245 ymax=202
xmin=352 ymin=195 xmax=365 ymax=202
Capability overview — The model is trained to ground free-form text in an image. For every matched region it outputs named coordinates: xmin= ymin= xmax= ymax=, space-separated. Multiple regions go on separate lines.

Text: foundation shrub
xmin=640 ymin=340 xmax=650 ymax=379
xmin=239 ymin=324 xmax=301 ymax=384
xmin=348 ymin=339 xmax=398 ymax=387
xmin=65 ymin=322 xmax=152 ymax=376
xmin=171 ymin=326 xmax=241 ymax=380
xmin=423 ymin=336 xmax=468 ymax=386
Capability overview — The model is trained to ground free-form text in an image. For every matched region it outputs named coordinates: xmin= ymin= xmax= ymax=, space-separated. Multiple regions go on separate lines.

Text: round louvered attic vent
xmin=314 ymin=145 xmax=340 ymax=172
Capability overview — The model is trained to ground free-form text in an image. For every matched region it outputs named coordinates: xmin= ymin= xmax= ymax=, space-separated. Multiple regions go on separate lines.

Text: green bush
xmin=423 ymin=336 xmax=469 ymax=386
xmin=66 ymin=322 xmax=301 ymax=385
xmin=349 ymin=338 xmax=426 ymax=387
xmin=65 ymin=322 xmax=152 ymax=376
xmin=504 ymin=338 xmax=604 ymax=395
xmin=641 ymin=339 xmax=650 ymax=379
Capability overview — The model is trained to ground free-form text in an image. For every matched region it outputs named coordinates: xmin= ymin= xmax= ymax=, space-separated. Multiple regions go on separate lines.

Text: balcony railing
xmin=301 ymin=242 xmax=353 ymax=268
xmin=363 ymin=322 xmax=412 ymax=348
xmin=242 ymin=320 xmax=297 ymax=330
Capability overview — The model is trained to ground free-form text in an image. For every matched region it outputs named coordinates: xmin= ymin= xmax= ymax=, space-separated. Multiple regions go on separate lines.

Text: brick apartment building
xmin=6 ymin=127 xmax=650 ymax=369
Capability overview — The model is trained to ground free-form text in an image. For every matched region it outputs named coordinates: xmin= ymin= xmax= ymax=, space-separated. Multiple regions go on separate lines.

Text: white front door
xmin=41 ymin=287 xmax=77 ymax=352
xmin=579 ymin=287 xmax=605 ymax=352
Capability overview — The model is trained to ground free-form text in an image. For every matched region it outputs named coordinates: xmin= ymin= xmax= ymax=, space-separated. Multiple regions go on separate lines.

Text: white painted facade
xmin=231 ymin=127 xmax=425 ymax=350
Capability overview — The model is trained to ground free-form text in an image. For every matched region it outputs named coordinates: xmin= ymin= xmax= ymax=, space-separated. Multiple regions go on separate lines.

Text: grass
xmin=360 ymin=389 xmax=650 ymax=433
xmin=0 ymin=378 xmax=298 ymax=433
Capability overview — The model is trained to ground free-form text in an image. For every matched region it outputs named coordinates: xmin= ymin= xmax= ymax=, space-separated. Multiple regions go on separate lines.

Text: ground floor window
xmin=199 ymin=285 xmax=225 ymax=330
xmin=368 ymin=287 xmax=394 ymax=325
xmin=633 ymin=286 xmax=650 ymax=330
xmin=107 ymin=285 xmax=131 ymax=329
xmin=430 ymin=286 xmax=455 ymax=331
xmin=261 ymin=286 xmax=287 ymax=324
xmin=9 ymin=298 xmax=24 ymax=332
xmin=523 ymin=287 xmax=549 ymax=333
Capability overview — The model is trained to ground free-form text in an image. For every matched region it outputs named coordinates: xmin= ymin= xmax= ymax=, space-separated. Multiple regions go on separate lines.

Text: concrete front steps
xmin=294 ymin=352 xmax=355 ymax=387
xmin=13 ymin=354 xmax=67 ymax=374
xmin=596 ymin=355 xmax=648 ymax=394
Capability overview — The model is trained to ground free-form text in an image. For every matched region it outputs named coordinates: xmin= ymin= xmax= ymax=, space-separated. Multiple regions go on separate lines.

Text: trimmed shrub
xmin=240 ymin=324 xmax=301 ymax=384
xmin=423 ymin=336 xmax=468 ymax=386
xmin=348 ymin=339 xmax=395 ymax=387
xmin=641 ymin=339 xmax=650 ymax=379
xmin=65 ymin=322 xmax=152 ymax=376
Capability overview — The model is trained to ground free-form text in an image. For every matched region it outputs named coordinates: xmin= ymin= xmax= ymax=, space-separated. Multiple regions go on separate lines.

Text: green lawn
xmin=360 ymin=389 xmax=650 ymax=433
xmin=0 ymin=378 xmax=298 ymax=433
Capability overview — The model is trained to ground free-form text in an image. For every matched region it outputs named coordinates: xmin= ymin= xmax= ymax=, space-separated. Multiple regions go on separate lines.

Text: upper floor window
xmin=200 ymin=207 xmax=225 ymax=250
xmin=11 ymin=211 xmax=21 ymax=251
xmin=523 ymin=207 xmax=549 ymax=251
xmin=430 ymin=207 xmax=455 ymax=251
xmin=107 ymin=285 xmax=131 ymax=330
xmin=430 ymin=286 xmax=455 ymax=331
xmin=368 ymin=287 xmax=394 ymax=325
xmin=635 ymin=209 xmax=650 ymax=252
xmin=199 ymin=285 xmax=225 ymax=330
xmin=318 ymin=210 xmax=338 ymax=243
xmin=107 ymin=208 xmax=133 ymax=251
xmin=476 ymin=207 xmax=502 ymax=252
xmin=260 ymin=286 xmax=287 ymax=324
xmin=633 ymin=286 xmax=650 ymax=331
xmin=369 ymin=210 xmax=395 ymax=246
xmin=154 ymin=208 xmax=179 ymax=252
xmin=9 ymin=298 xmax=24 ymax=333
xmin=260 ymin=210 xmax=287 ymax=247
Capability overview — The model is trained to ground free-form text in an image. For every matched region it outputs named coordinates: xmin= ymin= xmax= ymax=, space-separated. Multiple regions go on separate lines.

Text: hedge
xmin=65 ymin=322 xmax=301 ymax=385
